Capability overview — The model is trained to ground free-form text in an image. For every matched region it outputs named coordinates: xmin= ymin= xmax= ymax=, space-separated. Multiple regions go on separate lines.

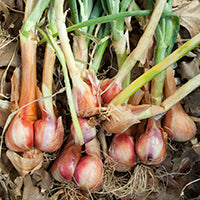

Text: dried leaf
xmin=180 ymin=57 xmax=200 ymax=81
xmin=22 ymin=175 xmax=48 ymax=200
xmin=6 ymin=149 xmax=43 ymax=177
xmin=32 ymin=168 xmax=54 ymax=193
xmin=0 ymin=37 xmax=20 ymax=67
xmin=11 ymin=176 xmax=24 ymax=197
xmin=0 ymin=99 xmax=10 ymax=127
xmin=0 ymin=2 xmax=9 ymax=26
xmin=173 ymin=0 xmax=200 ymax=37
xmin=103 ymin=104 xmax=141 ymax=133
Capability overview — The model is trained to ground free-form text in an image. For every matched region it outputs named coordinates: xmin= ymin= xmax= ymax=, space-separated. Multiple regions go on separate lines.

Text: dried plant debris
xmin=22 ymin=175 xmax=48 ymax=200
xmin=173 ymin=0 xmax=200 ymax=37
xmin=0 ymin=36 xmax=20 ymax=68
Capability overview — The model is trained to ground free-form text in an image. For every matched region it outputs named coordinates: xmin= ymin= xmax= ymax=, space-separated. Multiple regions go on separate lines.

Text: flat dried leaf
xmin=0 ymin=99 xmax=10 ymax=127
xmin=6 ymin=149 xmax=43 ymax=177
xmin=173 ymin=0 xmax=200 ymax=37
xmin=32 ymin=168 xmax=54 ymax=193
xmin=1 ymin=0 xmax=15 ymax=8
xmin=22 ymin=175 xmax=48 ymax=200
xmin=0 ymin=2 xmax=9 ymax=26
xmin=10 ymin=176 xmax=24 ymax=197
xmin=0 ymin=37 xmax=20 ymax=67
xmin=180 ymin=58 xmax=200 ymax=81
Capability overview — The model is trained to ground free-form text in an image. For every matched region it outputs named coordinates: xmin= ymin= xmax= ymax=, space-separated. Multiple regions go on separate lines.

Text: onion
xmin=135 ymin=121 xmax=167 ymax=165
xmin=107 ymin=132 xmax=136 ymax=172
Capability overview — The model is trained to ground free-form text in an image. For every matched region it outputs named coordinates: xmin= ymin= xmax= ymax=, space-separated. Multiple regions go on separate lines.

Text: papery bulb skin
xmin=71 ymin=118 xmax=96 ymax=145
xmin=51 ymin=144 xmax=82 ymax=182
xmin=108 ymin=133 xmax=136 ymax=172
xmin=72 ymin=78 xmax=99 ymax=118
xmin=135 ymin=123 xmax=167 ymax=165
xmin=5 ymin=113 xmax=34 ymax=152
xmin=100 ymin=78 xmax=122 ymax=105
xmin=74 ymin=155 xmax=103 ymax=191
xmin=163 ymin=103 xmax=196 ymax=142
xmin=34 ymin=114 xmax=64 ymax=152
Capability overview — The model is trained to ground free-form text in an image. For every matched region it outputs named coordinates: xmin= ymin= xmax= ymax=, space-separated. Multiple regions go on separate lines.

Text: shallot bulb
xmin=34 ymin=85 xmax=64 ymax=152
xmin=135 ymin=122 xmax=167 ymax=165
xmin=100 ymin=78 xmax=122 ymax=105
xmin=73 ymin=155 xmax=103 ymax=191
xmin=34 ymin=114 xmax=64 ymax=152
xmin=51 ymin=143 xmax=82 ymax=182
xmin=163 ymin=103 xmax=196 ymax=142
xmin=5 ymin=31 xmax=37 ymax=152
xmin=74 ymin=138 xmax=103 ymax=191
xmin=70 ymin=118 xmax=96 ymax=145
xmin=107 ymin=132 xmax=136 ymax=172
xmin=163 ymin=67 xmax=196 ymax=142
xmin=5 ymin=113 xmax=34 ymax=152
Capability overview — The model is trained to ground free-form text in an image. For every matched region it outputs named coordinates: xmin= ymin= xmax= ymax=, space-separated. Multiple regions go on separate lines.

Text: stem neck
xmin=19 ymin=31 xmax=37 ymax=122
xmin=42 ymin=44 xmax=56 ymax=93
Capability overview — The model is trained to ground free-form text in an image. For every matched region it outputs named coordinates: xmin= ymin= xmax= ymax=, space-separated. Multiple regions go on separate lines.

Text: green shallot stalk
xmin=100 ymin=0 xmax=166 ymax=104
xmin=69 ymin=0 xmax=103 ymax=73
xmin=5 ymin=0 xmax=50 ymax=152
xmin=101 ymin=0 xmax=132 ymax=88
xmin=55 ymin=0 xmax=101 ymax=126
xmin=111 ymin=32 xmax=200 ymax=105
xmin=136 ymin=0 xmax=178 ymax=165
xmin=34 ymin=2 xmax=64 ymax=152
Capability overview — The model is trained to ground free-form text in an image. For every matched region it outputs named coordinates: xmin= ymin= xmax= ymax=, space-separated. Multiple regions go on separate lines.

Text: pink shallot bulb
xmin=5 ymin=31 xmax=37 ymax=152
xmin=107 ymin=132 xmax=136 ymax=172
xmin=163 ymin=67 xmax=196 ymax=142
xmin=34 ymin=86 xmax=64 ymax=152
xmin=135 ymin=122 xmax=167 ymax=165
xmin=163 ymin=103 xmax=196 ymax=142
xmin=5 ymin=113 xmax=34 ymax=152
xmin=34 ymin=114 xmax=64 ymax=152
xmin=70 ymin=118 xmax=96 ymax=145
xmin=51 ymin=143 xmax=82 ymax=182
xmin=73 ymin=155 xmax=103 ymax=191
xmin=74 ymin=138 xmax=103 ymax=191
xmin=100 ymin=78 xmax=122 ymax=105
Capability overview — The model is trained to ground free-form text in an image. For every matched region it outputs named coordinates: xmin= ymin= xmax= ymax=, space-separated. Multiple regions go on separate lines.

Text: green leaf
xmin=21 ymin=0 xmax=51 ymax=42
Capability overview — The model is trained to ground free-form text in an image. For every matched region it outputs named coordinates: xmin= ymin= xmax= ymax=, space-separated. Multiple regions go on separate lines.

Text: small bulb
xmin=135 ymin=123 xmax=167 ymax=165
xmin=107 ymin=133 xmax=136 ymax=172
